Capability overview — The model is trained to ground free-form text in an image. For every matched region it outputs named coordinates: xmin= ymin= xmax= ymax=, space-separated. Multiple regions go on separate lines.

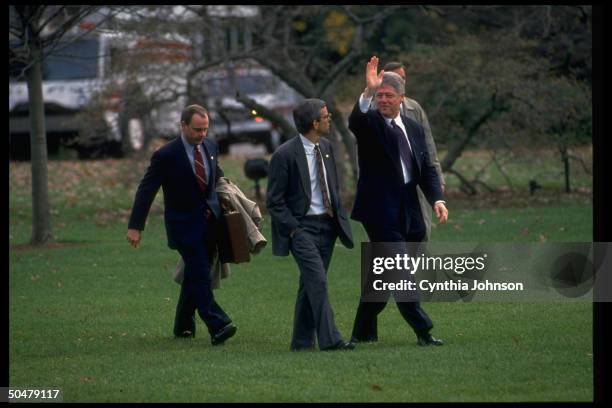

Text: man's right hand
xmin=126 ymin=229 xmax=142 ymax=248
xmin=365 ymin=55 xmax=384 ymax=96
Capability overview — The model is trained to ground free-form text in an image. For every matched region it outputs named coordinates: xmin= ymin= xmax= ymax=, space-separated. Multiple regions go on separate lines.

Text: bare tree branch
xmin=447 ymin=169 xmax=477 ymax=195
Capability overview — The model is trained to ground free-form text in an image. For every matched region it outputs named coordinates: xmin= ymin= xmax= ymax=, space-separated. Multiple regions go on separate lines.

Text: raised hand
xmin=366 ymin=56 xmax=384 ymax=94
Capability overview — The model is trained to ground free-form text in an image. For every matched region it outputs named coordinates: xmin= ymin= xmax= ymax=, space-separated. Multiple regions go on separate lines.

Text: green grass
xmin=443 ymin=146 xmax=592 ymax=193
xmin=9 ymin=154 xmax=593 ymax=402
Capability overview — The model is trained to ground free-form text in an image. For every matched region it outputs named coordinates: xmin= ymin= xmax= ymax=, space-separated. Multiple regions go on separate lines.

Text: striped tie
xmin=194 ymin=145 xmax=207 ymax=193
xmin=314 ymin=144 xmax=333 ymax=217
xmin=391 ymin=121 xmax=414 ymax=183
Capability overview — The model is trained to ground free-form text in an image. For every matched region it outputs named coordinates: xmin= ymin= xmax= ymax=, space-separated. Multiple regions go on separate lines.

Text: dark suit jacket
xmin=349 ymin=100 xmax=443 ymax=229
xmin=267 ymin=136 xmax=354 ymax=256
xmin=128 ymin=136 xmax=223 ymax=250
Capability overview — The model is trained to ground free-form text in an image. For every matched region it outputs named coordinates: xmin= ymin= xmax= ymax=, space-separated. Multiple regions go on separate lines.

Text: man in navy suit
xmin=126 ymin=104 xmax=237 ymax=346
xmin=349 ymin=56 xmax=449 ymax=346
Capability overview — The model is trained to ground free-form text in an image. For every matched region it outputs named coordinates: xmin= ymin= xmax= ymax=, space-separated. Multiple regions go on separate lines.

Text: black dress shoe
xmin=322 ymin=341 xmax=356 ymax=351
xmin=174 ymin=315 xmax=196 ymax=338
xmin=211 ymin=323 xmax=237 ymax=345
xmin=417 ymin=333 xmax=444 ymax=346
xmin=174 ymin=330 xmax=195 ymax=339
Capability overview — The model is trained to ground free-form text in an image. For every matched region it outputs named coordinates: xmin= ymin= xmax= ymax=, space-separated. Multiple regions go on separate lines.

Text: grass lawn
xmin=9 ymin=154 xmax=593 ymax=402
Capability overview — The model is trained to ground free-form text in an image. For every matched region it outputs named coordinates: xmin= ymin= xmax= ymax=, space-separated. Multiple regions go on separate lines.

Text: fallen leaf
xmin=372 ymin=384 xmax=382 ymax=391
xmin=521 ymin=228 xmax=529 ymax=236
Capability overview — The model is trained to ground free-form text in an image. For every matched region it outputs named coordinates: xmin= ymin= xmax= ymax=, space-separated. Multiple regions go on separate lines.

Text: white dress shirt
xmin=300 ymin=134 xmax=332 ymax=215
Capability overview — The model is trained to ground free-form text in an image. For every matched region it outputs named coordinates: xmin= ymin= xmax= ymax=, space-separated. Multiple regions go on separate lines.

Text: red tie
xmin=194 ymin=145 xmax=207 ymax=193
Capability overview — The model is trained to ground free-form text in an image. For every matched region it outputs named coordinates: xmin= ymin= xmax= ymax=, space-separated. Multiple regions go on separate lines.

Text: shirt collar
xmin=181 ymin=134 xmax=201 ymax=151
xmin=384 ymin=114 xmax=402 ymax=127
xmin=299 ymin=134 xmax=318 ymax=152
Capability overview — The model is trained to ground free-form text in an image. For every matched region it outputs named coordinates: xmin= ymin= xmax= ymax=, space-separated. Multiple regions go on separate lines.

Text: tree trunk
xmin=561 ymin=146 xmax=571 ymax=193
xmin=440 ymin=95 xmax=506 ymax=172
xmin=326 ymin=99 xmax=358 ymax=182
xmin=27 ymin=39 xmax=54 ymax=244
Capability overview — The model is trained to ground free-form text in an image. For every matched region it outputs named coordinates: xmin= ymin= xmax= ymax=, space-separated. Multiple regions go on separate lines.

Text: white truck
xmin=9 ymin=28 xmax=301 ymax=159
xmin=9 ymin=30 xmax=186 ymax=160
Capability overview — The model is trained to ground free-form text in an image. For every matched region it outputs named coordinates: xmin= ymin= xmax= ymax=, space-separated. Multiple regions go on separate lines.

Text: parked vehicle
xmin=10 ymin=25 xmax=300 ymax=159
xmin=201 ymin=64 xmax=302 ymax=154
xmin=9 ymin=29 xmax=187 ymax=160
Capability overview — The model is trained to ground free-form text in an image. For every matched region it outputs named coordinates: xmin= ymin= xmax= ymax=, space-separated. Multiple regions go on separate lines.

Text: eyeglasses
xmin=317 ymin=113 xmax=332 ymax=121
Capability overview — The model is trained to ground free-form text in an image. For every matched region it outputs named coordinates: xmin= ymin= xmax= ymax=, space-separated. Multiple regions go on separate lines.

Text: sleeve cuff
xmin=358 ymin=93 xmax=373 ymax=113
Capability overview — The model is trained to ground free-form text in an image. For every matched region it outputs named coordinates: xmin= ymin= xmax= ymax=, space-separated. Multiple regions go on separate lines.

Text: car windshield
xmin=206 ymin=75 xmax=277 ymax=97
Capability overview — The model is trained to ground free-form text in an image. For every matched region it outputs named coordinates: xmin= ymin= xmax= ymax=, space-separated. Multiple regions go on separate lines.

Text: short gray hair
xmin=293 ymin=98 xmax=326 ymax=135
xmin=379 ymin=72 xmax=405 ymax=95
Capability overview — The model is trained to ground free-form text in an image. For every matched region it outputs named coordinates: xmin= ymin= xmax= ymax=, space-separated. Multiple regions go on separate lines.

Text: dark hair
xmin=382 ymin=61 xmax=405 ymax=72
xmin=292 ymin=98 xmax=326 ymax=135
xmin=181 ymin=104 xmax=208 ymax=125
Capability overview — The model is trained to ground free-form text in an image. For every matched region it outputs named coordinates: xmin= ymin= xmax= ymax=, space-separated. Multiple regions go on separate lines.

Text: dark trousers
xmin=351 ymin=189 xmax=433 ymax=341
xmin=289 ymin=216 xmax=343 ymax=350
xmin=173 ymin=215 xmax=231 ymax=336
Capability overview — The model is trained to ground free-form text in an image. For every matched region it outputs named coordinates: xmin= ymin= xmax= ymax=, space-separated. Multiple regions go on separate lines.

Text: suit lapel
xmin=174 ymin=137 xmax=197 ymax=184
xmin=175 ymin=136 xmax=213 ymax=195
xmin=293 ymin=137 xmax=312 ymax=202
xmin=201 ymin=139 xmax=216 ymax=185
xmin=400 ymin=116 xmax=423 ymax=174
xmin=319 ymin=141 xmax=338 ymax=208
xmin=377 ymin=113 xmax=405 ymax=179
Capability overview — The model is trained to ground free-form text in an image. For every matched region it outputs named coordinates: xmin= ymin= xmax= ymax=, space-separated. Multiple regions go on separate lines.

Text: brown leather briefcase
xmin=217 ymin=210 xmax=250 ymax=263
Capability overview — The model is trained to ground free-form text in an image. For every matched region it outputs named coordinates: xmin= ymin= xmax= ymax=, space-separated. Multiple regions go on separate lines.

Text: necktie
xmin=314 ymin=144 xmax=334 ymax=217
xmin=194 ymin=145 xmax=207 ymax=193
xmin=391 ymin=120 xmax=414 ymax=183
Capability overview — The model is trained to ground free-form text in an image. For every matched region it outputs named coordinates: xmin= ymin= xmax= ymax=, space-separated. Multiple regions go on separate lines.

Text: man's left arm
xmin=416 ymin=125 xmax=448 ymax=224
